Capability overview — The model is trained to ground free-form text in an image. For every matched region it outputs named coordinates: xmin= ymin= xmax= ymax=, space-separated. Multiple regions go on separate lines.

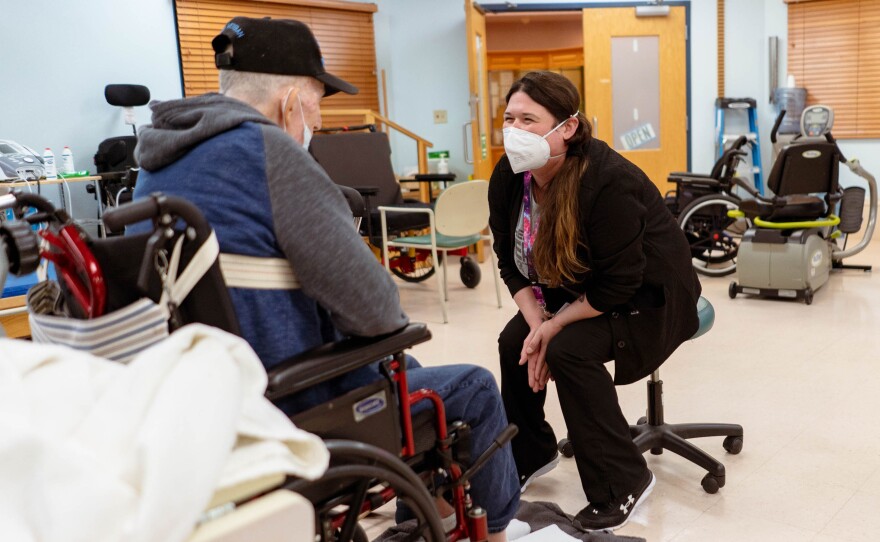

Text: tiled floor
xmin=365 ymin=235 xmax=880 ymax=541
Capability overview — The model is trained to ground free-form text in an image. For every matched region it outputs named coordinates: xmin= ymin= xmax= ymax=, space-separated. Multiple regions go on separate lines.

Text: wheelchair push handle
xmin=729 ymin=135 xmax=749 ymax=151
xmin=102 ymin=196 xmax=159 ymax=232
xmin=103 ymin=193 xmax=212 ymax=239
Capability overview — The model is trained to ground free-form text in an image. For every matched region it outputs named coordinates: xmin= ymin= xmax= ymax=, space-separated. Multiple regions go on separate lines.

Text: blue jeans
xmin=276 ymin=357 xmax=520 ymax=534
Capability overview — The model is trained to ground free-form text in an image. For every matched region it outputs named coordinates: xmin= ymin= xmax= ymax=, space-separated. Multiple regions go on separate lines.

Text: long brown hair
xmin=506 ymin=71 xmax=592 ymax=287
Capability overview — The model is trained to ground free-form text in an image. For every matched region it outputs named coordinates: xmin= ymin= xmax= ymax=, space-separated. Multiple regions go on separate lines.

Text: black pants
xmin=499 ymin=311 xmax=647 ymax=504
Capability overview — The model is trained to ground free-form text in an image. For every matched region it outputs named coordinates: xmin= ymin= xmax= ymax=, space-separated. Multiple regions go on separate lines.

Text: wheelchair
xmin=665 ymin=135 xmax=755 ymax=277
xmin=90 ymin=84 xmax=151 ymax=216
xmin=0 ymin=188 xmax=515 ymax=542
xmin=309 ymin=125 xmax=482 ymax=288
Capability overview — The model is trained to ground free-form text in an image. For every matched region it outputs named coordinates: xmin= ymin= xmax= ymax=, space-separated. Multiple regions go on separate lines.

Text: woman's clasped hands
xmin=519 ymin=317 xmax=564 ymax=393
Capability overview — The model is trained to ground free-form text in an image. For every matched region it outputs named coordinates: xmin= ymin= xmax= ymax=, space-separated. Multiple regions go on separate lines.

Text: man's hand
xmin=519 ymin=318 xmax=564 ymax=393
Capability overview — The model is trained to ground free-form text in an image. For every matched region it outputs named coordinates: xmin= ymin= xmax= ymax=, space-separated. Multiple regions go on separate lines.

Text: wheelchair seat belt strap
xmin=160 ymin=231 xmax=221 ymax=313
xmin=219 ymin=253 xmax=301 ymax=290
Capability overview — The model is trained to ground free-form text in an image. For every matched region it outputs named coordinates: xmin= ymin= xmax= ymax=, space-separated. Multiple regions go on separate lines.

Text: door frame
xmin=477 ymin=1 xmax=692 ymax=171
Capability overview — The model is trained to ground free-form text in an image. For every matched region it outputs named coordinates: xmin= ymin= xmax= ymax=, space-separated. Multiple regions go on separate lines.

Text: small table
xmin=0 ymin=295 xmax=28 ymax=338
xmin=398 ymin=173 xmax=456 ymax=203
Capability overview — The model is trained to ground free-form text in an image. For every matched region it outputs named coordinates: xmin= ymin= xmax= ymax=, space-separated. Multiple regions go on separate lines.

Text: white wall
xmin=2 ymin=0 xmax=183 ymax=174
xmin=6 ymin=0 xmax=875 ymax=191
xmin=368 ymin=0 xmax=473 ymax=178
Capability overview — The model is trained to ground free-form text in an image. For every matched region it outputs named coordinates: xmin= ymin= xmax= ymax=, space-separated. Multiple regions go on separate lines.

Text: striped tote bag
xmin=27 ymin=232 xmax=219 ymax=363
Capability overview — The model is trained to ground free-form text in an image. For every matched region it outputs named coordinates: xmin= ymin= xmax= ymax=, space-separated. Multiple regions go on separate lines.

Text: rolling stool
xmin=558 ymin=296 xmax=743 ymax=493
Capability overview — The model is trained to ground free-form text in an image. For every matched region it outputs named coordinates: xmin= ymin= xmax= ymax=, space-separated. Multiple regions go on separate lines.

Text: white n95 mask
xmin=502 ymin=112 xmax=578 ymax=174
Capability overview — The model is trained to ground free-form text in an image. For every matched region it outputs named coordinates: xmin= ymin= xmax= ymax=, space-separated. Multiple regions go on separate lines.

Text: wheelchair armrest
xmin=265 ymin=323 xmax=432 ymax=401
xmin=354 ymin=186 xmax=380 ymax=197
xmin=411 ymin=173 xmax=456 ymax=184
xmin=668 ymin=172 xmax=713 ymax=180
xmin=669 ymin=175 xmax=722 ymax=189
xmin=337 ymin=185 xmax=366 ymax=218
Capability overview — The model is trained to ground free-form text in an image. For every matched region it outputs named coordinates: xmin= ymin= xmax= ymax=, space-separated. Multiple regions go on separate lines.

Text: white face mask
xmin=281 ymin=88 xmax=313 ymax=149
xmin=502 ymin=112 xmax=578 ymax=174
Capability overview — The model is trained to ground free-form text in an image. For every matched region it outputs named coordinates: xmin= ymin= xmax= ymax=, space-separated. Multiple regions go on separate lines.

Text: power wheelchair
xmin=91 ymin=84 xmax=151 ymax=212
xmin=0 ymin=187 xmax=515 ymax=542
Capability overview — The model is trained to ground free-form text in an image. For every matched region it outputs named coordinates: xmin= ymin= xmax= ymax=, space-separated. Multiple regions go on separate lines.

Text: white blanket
xmin=0 ymin=324 xmax=329 ymax=542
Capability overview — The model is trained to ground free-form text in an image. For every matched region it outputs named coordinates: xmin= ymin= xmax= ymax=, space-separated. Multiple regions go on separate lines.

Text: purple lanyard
xmin=523 ymin=172 xmax=549 ymax=316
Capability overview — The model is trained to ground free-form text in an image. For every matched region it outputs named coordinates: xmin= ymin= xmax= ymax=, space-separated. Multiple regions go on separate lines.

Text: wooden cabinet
xmin=487 ymin=47 xmax=584 ymax=71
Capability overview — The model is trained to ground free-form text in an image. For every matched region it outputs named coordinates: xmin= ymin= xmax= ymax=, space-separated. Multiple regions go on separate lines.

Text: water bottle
xmin=60 ymin=146 xmax=75 ymax=174
xmin=438 ymin=156 xmax=449 ymax=174
xmin=42 ymin=148 xmax=57 ymax=179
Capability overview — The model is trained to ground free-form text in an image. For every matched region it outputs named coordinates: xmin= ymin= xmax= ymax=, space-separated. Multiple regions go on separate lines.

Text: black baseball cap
xmin=212 ymin=17 xmax=358 ymax=97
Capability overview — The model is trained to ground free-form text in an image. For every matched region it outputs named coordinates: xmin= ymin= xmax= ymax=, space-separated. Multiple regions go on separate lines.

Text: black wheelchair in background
xmin=0 ymin=188 xmax=514 ymax=542
xmin=310 ymin=125 xmax=483 ymax=289
xmin=90 ymin=84 xmax=151 ymax=213
xmin=665 ymin=135 xmax=755 ymax=277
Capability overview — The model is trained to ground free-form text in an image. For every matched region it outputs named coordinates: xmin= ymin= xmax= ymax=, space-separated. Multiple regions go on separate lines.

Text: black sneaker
xmin=572 ymin=469 xmax=655 ymax=532
xmin=519 ymin=452 xmax=560 ymax=493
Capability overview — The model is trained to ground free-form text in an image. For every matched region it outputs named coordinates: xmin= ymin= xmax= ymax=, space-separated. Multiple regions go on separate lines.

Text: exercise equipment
xmin=729 ymin=105 xmax=877 ymax=304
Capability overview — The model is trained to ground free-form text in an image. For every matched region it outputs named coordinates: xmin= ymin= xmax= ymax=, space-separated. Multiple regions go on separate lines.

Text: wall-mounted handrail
xmin=322 ymin=109 xmax=434 ymax=201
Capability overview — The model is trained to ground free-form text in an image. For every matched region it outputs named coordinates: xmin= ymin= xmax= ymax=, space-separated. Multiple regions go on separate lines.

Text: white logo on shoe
xmin=620 ymin=494 xmax=635 ymax=515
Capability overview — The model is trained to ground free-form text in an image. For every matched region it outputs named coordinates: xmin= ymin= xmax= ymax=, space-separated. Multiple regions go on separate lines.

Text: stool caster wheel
xmin=558 ymin=438 xmax=574 ymax=458
xmin=701 ymin=473 xmax=724 ymax=494
xmin=723 ymin=435 xmax=743 ymax=454
xmin=728 ymin=282 xmax=738 ymax=299
xmin=460 ymin=256 xmax=481 ymax=288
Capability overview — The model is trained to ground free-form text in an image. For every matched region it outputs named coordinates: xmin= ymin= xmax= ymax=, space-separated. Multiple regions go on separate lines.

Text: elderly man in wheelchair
xmin=110 ymin=16 xmax=521 ymax=542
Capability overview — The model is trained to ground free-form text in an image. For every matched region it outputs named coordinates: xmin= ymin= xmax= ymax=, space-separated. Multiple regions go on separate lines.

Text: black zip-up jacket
xmin=489 ymin=138 xmax=702 ymax=384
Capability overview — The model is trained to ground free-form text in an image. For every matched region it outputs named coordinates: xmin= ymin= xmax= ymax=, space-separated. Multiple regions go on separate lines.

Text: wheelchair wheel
xmin=290 ymin=440 xmax=445 ymax=542
xmin=460 ymin=256 xmax=481 ymax=288
xmin=678 ymin=194 xmax=751 ymax=277
xmin=390 ymin=249 xmax=440 ymax=283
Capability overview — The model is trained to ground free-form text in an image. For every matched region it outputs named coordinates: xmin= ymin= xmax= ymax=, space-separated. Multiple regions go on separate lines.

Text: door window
xmin=610 ymin=36 xmax=661 ymax=151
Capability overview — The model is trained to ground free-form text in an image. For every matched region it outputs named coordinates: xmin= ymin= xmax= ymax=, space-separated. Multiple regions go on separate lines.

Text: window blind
xmin=175 ymin=0 xmax=379 ymax=127
xmin=787 ymin=0 xmax=880 ymax=138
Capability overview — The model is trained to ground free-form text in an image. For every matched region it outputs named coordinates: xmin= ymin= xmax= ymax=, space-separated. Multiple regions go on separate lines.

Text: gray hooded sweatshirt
xmin=131 ymin=93 xmax=409 ymax=369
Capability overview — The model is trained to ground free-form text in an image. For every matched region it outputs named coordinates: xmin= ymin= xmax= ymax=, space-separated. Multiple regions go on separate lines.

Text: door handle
xmin=592 ymin=116 xmax=599 ymax=138
xmin=463 ymin=121 xmax=474 ymax=164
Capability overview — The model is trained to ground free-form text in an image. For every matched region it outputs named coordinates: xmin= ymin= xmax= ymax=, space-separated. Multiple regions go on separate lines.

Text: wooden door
xmin=583 ymin=7 xmax=687 ymax=192
xmin=465 ymin=1 xmax=493 ymax=180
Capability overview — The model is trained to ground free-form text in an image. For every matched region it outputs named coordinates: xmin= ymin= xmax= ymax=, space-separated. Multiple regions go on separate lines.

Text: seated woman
xmin=489 ymin=71 xmax=701 ymax=532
